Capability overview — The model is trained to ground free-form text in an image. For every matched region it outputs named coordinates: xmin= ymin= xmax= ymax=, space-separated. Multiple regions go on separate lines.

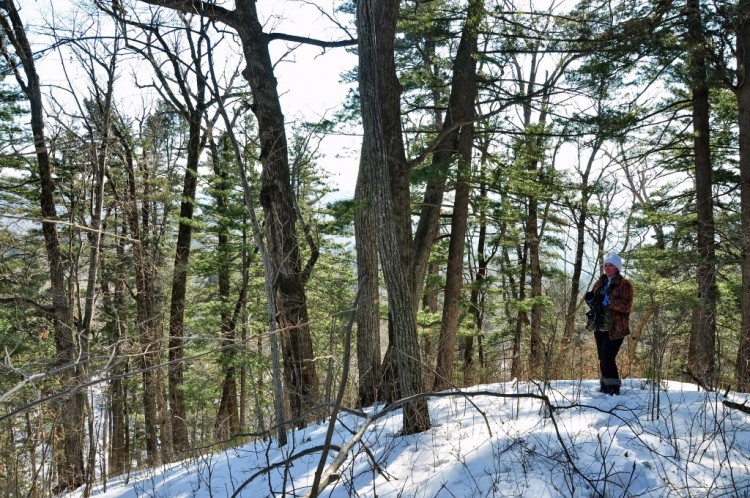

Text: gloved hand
xmin=584 ymin=291 xmax=594 ymax=304
xmin=602 ymin=294 xmax=610 ymax=307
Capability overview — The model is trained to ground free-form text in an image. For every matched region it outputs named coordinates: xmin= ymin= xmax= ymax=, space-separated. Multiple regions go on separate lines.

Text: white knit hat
xmin=603 ymin=252 xmax=622 ymax=272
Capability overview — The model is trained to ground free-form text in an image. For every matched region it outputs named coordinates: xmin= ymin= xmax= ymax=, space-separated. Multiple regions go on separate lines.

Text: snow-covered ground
xmin=67 ymin=379 xmax=750 ymax=498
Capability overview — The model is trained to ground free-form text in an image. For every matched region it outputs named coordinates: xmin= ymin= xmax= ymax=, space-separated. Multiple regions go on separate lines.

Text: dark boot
xmin=605 ymin=384 xmax=620 ymax=395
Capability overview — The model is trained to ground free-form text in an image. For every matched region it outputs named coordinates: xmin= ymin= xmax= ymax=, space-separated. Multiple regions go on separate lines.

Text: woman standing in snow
xmin=585 ymin=252 xmax=634 ymax=395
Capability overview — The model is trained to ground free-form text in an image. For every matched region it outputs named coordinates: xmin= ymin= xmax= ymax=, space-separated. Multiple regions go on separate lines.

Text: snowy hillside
xmin=67 ymin=380 xmax=750 ymax=498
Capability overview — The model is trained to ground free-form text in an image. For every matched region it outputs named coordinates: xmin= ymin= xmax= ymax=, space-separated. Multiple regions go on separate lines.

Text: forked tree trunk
xmin=518 ymin=88 xmax=549 ymax=380
xmin=357 ymin=0 xmax=430 ymax=434
xmin=235 ymin=1 xmax=319 ymax=422
xmin=466 ymin=176 xmax=488 ymax=384
xmin=556 ymin=142 xmax=599 ymax=379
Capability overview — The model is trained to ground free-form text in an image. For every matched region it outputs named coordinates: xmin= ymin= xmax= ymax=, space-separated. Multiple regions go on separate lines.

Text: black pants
xmin=595 ymin=331 xmax=624 ymax=387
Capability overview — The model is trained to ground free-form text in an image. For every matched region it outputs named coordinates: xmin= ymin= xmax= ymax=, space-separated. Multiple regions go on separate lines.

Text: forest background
xmin=2 ymin=0 xmax=750 ymax=496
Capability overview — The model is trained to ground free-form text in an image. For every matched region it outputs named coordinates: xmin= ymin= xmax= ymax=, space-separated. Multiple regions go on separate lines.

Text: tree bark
xmin=354 ymin=163 xmax=381 ymax=408
xmin=166 ymin=48 xmax=208 ymax=457
xmin=431 ymin=0 xmax=481 ymax=392
xmin=686 ymin=0 xmax=717 ymax=386
xmin=357 ymin=0 xmax=430 ymax=434
xmin=735 ymin=0 xmax=750 ymax=392
xmin=0 ymin=2 xmax=86 ymax=489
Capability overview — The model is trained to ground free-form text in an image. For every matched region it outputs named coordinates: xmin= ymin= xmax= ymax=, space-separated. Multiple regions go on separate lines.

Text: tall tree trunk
xmin=735 ymin=0 xmax=750 ymax=392
xmin=518 ymin=77 xmax=551 ymax=379
xmin=523 ymin=128 xmax=553 ymax=380
xmin=466 ymin=176 xmax=488 ymax=384
xmin=513 ymin=40 xmax=561 ymax=380
xmin=686 ymin=0 xmax=717 ymax=386
xmin=410 ymin=14 xmax=444 ymax=385
xmin=80 ymin=41 xmax=118 ymax=497
xmin=137 ymin=221 xmax=163 ymax=465
xmin=108 ymin=357 xmax=130 ymax=477
xmin=167 ymin=77 xmax=207 ymax=458
xmin=465 ymin=142 xmax=496 ymax=382
xmin=167 ymin=114 xmax=200 ymax=456
xmin=432 ymin=0 xmax=481 ymax=392
xmin=510 ymin=243 xmax=529 ymax=380
xmin=354 ymin=164 xmax=381 ymax=408
xmin=114 ymin=125 xmax=163 ymax=465
xmin=0 ymin=2 xmax=85 ymax=489
xmin=357 ymin=0 xmax=430 ymax=434
xmin=526 ymin=192 xmax=544 ymax=378
xmin=411 ymin=15 xmax=447 ymax=306
xmin=103 ymin=223 xmax=130 ymax=477
xmin=139 ymin=0 xmax=321 ymax=424
xmin=433 ymin=147 xmax=472 ymax=391
xmin=557 ymin=196 xmax=588 ymax=378
xmin=234 ymin=2 xmax=319 ymax=422
xmin=239 ymin=224 xmax=253 ymax=433
xmin=207 ymin=49 xmax=287 ymax=446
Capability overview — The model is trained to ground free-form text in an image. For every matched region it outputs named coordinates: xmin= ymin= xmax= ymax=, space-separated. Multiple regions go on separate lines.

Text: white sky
xmin=272 ymin=42 xmax=360 ymax=200
xmin=259 ymin=0 xmax=360 ymax=199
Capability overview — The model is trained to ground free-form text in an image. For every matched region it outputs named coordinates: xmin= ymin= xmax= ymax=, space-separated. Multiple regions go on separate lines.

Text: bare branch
xmin=267 ymin=31 xmax=356 ymax=48
xmin=0 ymin=297 xmax=54 ymax=315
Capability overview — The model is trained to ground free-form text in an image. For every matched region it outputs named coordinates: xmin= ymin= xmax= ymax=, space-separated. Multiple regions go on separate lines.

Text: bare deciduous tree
xmin=132 ymin=0 xmax=355 ymax=424
xmin=0 ymin=0 xmax=85 ymax=489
